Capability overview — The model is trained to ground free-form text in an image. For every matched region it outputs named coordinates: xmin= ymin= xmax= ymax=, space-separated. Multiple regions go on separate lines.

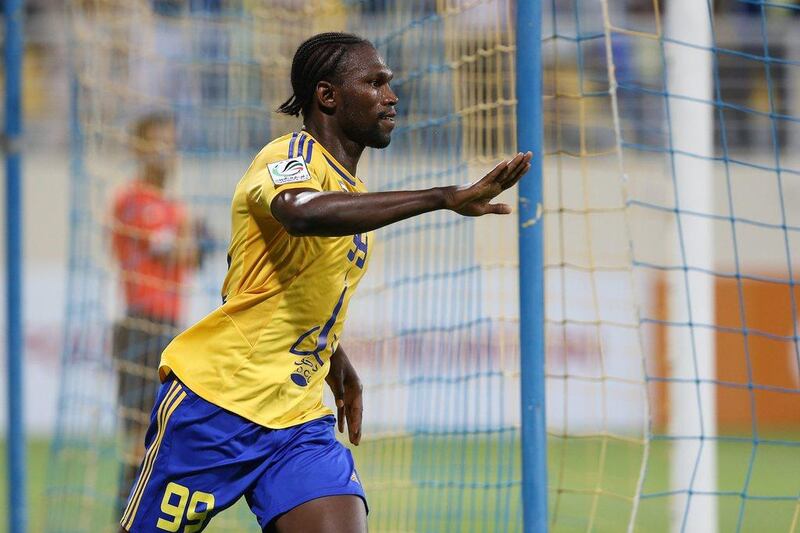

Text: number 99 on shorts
xmin=156 ymin=482 xmax=215 ymax=532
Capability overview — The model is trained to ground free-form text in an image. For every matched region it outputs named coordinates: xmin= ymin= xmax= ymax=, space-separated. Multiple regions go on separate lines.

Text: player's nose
xmin=383 ymin=85 xmax=398 ymax=107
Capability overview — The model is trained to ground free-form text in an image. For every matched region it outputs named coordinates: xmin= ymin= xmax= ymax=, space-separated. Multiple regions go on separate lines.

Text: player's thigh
xmin=120 ymin=378 xmax=263 ymax=532
xmin=113 ymin=319 xmax=162 ymax=421
xmin=245 ymin=416 xmax=368 ymax=530
xmin=267 ymin=495 xmax=367 ymax=533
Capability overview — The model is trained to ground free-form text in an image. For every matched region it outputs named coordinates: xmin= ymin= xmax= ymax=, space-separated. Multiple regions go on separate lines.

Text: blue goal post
xmin=5 ymin=0 xmax=26 ymax=531
xmin=516 ymin=1 xmax=548 ymax=532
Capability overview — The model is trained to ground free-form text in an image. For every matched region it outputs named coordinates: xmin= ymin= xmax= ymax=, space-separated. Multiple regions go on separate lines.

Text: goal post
xmin=664 ymin=0 xmax=717 ymax=531
xmin=5 ymin=0 xmax=26 ymax=531
xmin=516 ymin=1 xmax=548 ymax=532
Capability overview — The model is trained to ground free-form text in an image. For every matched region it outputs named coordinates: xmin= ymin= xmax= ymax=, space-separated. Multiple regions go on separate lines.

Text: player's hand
xmin=326 ymin=348 xmax=364 ymax=445
xmin=444 ymin=151 xmax=533 ymax=216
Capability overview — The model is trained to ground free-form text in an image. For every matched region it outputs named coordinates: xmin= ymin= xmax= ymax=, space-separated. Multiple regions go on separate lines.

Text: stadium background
xmin=1 ymin=0 xmax=799 ymax=531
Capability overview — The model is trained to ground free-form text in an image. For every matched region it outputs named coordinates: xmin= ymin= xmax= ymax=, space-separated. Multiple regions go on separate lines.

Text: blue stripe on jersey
xmin=296 ymin=134 xmax=307 ymax=159
xmin=304 ymin=139 xmax=315 ymax=164
xmin=288 ymin=132 xmax=298 ymax=158
xmin=323 ymin=154 xmax=357 ymax=186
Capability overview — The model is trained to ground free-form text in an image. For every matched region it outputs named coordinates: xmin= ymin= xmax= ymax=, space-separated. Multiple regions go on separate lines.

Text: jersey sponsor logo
xmin=267 ymin=157 xmax=312 ymax=185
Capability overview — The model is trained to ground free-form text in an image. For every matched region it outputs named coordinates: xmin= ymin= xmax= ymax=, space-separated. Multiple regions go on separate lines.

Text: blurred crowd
xmin=2 ymin=0 xmax=798 ymax=154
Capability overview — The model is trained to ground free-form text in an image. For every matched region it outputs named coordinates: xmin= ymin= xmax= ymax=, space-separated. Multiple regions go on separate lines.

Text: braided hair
xmin=277 ymin=32 xmax=370 ymax=117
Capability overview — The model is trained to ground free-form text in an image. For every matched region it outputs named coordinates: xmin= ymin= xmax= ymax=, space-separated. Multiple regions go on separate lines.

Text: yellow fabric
xmin=160 ymin=131 xmax=373 ymax=429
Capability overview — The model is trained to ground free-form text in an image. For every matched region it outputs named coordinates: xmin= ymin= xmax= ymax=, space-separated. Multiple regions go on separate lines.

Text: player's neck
xmin=140 ymin=170 xmax=166 ymax=190
xmin=302 ymin=122 xmax=363 ymax=177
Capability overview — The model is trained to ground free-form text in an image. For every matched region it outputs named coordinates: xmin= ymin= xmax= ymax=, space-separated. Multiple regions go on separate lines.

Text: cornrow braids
xmin=277 ymin=32 xmax=370 ymax=117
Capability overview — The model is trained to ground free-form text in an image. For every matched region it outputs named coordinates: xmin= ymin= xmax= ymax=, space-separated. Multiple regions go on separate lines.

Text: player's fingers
xmin=478 ymin=154 xmax=522 ymax=194
xmin=508 ymin=153 xmax=532 ymax=180
xmin=500 ymin=152 xmax=532 ymax=186
xmin=348 ymin=409 xmax=362 ymax=445
xmin=493 ymin=154 xmax=524 ymax=187
xmin=347 ymin=397 xmax=363 ymax=445
xmin=511 ymin=154 xmax=533 ymax=180
xmin=486 ymin=203 xmax=512 ymax=215
xmin=505 ymin=152 xmax=526 ymax=173
xmin=333 ymin=390 xmax=345 ymax=433
xmin=479 ymin=159 xmax=510 ymax=185
xmin=502 ymin=163 xmax=531 ymax=190
xmin=326 ymin=374 xmax=345 ymax=432
xmin=499 ymin=160 xmax=530 ymax=191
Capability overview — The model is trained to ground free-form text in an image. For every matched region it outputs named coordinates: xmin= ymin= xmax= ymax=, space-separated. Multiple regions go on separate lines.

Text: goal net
xmin=46 ymin=1 xmax=800 ymax=532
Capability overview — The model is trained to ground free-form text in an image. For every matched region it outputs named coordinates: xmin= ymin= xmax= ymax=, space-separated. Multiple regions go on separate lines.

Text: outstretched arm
xmin=271 ymin=151 xmax=532 ymax=237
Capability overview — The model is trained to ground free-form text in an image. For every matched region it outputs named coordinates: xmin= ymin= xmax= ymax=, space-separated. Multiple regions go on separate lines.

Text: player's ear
xmin=315 ymin=80 xmax=336 ymax=115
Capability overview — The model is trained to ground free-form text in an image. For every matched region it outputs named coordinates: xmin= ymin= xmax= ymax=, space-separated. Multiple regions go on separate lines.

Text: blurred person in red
xmin=109 ymin=112 xmax=204 ymax=514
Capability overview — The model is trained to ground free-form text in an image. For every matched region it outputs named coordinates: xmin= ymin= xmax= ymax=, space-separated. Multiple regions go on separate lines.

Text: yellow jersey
xmin=160 ymin=131 xmax=373 ymax=429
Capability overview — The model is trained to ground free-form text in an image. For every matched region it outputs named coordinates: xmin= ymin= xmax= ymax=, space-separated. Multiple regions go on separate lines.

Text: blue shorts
xmin=120 ymin=376 xmax=367 ymax=532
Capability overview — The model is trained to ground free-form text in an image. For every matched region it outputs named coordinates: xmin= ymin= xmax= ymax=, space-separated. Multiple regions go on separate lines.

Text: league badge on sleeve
xmin=267 ymin=157 xmax=312 ymax=185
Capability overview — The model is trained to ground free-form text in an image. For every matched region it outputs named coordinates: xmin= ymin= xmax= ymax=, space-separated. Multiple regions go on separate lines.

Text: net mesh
xmin=47 ymin=0 xmax=800 ymax=532
xmin=544 ymin=0 xmax=800 ymax=531
xmin=48 ymin=1 xmax=521 ymax=531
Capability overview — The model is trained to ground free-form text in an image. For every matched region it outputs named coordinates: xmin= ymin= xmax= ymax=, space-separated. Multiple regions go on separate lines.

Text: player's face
xmin=336 ymin=45 xmax=398 ymax=149
xmin=136 ymin=122 xmax=177 ymax=180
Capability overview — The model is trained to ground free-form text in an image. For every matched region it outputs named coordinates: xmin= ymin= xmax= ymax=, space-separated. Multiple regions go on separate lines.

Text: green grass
xmin=0 ymin=440 xmax=50 ymax=533
xmin=2 ymin=433 xmax=798 ymax=532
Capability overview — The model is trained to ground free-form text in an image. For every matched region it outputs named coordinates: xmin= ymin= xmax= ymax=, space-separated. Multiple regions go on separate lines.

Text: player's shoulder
xmin=237 ymin=133 xmax=324 ymax=203
xmin=253 ymin=131 xmax=325 ymax=175
xmin=112 ymin=180 xmax=150 ymax=213
xmin=113 ymin=179 xmax=140 ymax=199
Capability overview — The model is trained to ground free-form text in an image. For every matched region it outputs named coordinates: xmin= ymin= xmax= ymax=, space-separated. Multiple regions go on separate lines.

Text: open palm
xmin=446 ymin=151 xmax=532 ymax=216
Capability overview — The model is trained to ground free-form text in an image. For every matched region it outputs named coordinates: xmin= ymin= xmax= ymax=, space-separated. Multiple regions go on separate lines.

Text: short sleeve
xmin=246 ymin=155 xmax=324 ymax=217
xmin=169 ymin=201 xmax=188 ymax=230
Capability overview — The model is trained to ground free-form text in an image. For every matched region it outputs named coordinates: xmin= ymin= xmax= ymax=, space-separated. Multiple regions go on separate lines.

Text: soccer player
xmin=110 ymin=112 xmax=202 ymax=514
xmin=119 ymin=32 xmax=531 ymax=533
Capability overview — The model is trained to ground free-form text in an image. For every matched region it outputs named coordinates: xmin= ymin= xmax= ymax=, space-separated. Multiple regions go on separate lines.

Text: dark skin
xmin=325 ymin=344 xmax=363 ymax=445
xmin=119 ymin=43 xmax=530 ymax=533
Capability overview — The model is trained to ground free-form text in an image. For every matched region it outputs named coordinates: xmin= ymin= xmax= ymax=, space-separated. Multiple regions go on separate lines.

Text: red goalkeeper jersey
xmin=111 ymin=180 xmax=188 ymax=322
